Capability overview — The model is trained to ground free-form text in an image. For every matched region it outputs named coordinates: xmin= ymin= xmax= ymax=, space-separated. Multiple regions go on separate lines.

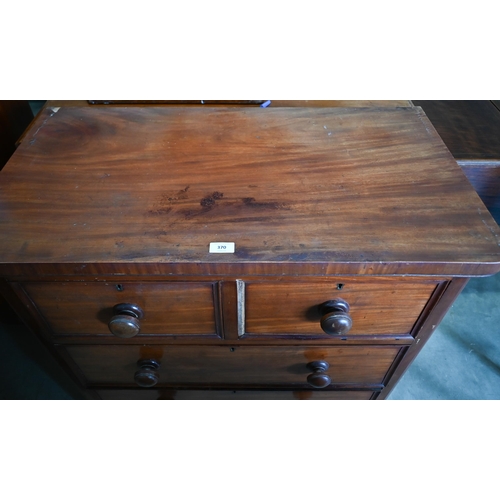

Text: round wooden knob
xmin=134 ymin=359 xmax=160 ymax=387
xmin=306 ymin=361 xmax=331 ymax=388
xmin=108 ymin=303 xmax=144 ymax=338
xmin=318 ymin=299 xmax=352 ymax=335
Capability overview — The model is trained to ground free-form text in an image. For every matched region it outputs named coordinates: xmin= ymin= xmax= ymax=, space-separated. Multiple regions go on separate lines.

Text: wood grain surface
xmin=96 ymin=389 xmax=374 ymax=399
xmin=63 ymin=344 xmax=401 ymax=387
xmin=412 ymin=100 xmax=500 ymax=159
xmin=21 ymin=281 xmax=218 ymax=337
xmin=1 ymin=106 xmax=499 ymax=276
xmin=244 ymin=279 xmax=438 ymax=336
xmin=48 ymin=100 xmax=412 ymax=108
xmin=88 ymin=100 xmax=267 ymax=105
xmin=410 ymin=101 xmax=500 ymax=222
xmin=272 ymin=100 xmax=412 ymax=107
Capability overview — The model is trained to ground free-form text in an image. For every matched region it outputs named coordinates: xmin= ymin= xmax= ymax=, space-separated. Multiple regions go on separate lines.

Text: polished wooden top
xmin=0 ymin=106 xmax=499 ymax=276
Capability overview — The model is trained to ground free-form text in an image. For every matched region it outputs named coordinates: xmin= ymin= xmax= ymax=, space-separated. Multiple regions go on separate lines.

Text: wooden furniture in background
xmin=1 ymin=106 xmax=499 ymax=399
xmin=0 ymin=101 xmax=33 ymax=170
xmin=412 ymin=100 xmax=500 ymax=221
xmin=46 ymin=100 xmax=413 ymax=108
xmin=0 ymin=101 xmax=34 ymax=322
xmin=88 ymin=100 xmax=267 ymax=105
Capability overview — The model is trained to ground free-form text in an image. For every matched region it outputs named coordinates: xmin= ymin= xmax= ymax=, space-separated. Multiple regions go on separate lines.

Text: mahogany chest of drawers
xmin=1 ymin=105 xmax=499 ymax=399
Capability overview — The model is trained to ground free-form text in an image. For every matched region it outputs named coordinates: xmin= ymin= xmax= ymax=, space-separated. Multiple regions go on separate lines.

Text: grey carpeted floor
xmin=388 ymin=271 xmax=500 ymax=399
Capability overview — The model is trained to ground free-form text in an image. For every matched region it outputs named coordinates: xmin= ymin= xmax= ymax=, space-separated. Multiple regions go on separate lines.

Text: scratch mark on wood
xmin=477 ymin=208 xmax=500 ymax=245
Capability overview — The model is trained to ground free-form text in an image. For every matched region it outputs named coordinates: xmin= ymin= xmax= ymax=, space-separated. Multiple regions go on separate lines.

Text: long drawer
xmin=62 ymin=344 xmax=403 ymax=388
xmin=96 ymin=389 xmax=375 ymax=400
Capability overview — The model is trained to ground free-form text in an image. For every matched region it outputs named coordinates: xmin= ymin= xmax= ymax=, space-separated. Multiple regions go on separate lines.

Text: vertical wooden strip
xmin=212 ymin=282 xmax=223 ymax=339
xmin=237 ymin=280 xmax=246 ymax=338
xmin=220 ymin=281 xmax=238 ymax=340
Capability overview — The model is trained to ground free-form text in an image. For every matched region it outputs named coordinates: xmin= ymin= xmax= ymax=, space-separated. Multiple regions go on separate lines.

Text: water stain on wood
xmin=200 ymin=191 xmax=224 ymax=208
xmin=242 ymin=197 xmax=290 ymax=210
xmin=181 ymin=194 xmax=292 ymax=223
xmin=148 ymin=186 xmax=190 ymax=215
xmin=168 ymin=186 xmax=190 ymax=202
xmin=175 ymin=191 xmax=225 ymax=219
xmin=143 ymin=230 xmax=168 ymax=238
xmin=19 ymin=242 xmax=29 ymax=254
xmin=147 ymin=206 xmax=173 ymax=216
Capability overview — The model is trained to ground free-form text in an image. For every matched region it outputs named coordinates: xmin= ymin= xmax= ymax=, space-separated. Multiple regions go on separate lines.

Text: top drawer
xmin=21 ymin=281 xmax=219 ymax=339
xmin=243 ymin=278 xmax=440 ymax=338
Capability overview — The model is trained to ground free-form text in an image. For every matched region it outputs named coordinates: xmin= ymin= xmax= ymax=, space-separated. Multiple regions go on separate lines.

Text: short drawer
xmin=21 ymin=281 xmax=219 ymax=338
xmin=243 ymin=279 xmax=440 ymax=337
xmin=62 ymin=344 xmax=402 ymax=388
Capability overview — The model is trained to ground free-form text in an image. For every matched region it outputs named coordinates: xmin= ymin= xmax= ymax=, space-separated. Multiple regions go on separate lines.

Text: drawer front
xmin=22 ymin=282 xmax=218 ymax=338
xmin=243 ymin=279 xmax=439 ymax=337
xmin=63 ymin=344 xmax=402 ymax=388
xmin=96 ymin=389 xmax=374 ymax=400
